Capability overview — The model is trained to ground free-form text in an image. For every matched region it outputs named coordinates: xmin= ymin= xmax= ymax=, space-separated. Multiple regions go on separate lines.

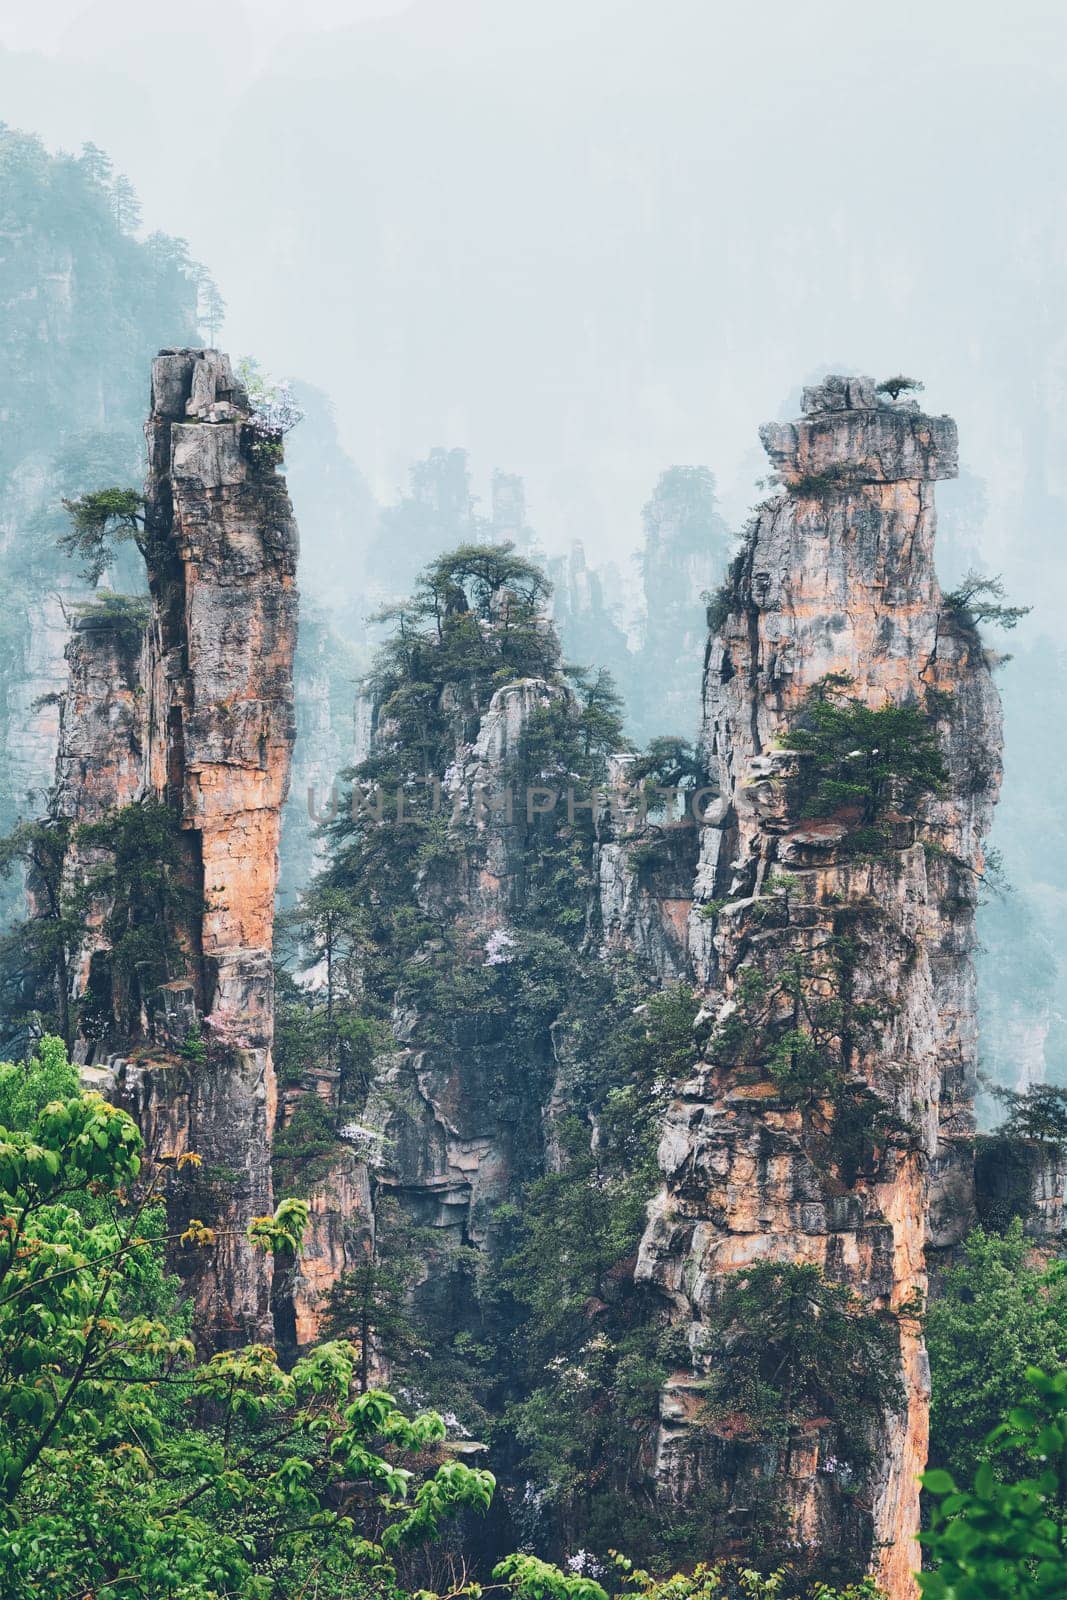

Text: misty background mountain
xmin=0 ymin=0 xmax=1065 ymax=1094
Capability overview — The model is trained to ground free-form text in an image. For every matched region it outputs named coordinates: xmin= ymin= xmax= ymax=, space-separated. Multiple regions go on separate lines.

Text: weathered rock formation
xmin=596 ymin=756 xmax=699 ymax=982
xmin=637 ymin=376 xmax=1001 ymax=1596
xmin=53 ymin=348 xmax=298 ymax=1346
xmin=275 ymin=668 xmax=575 ymax=1349
xmin=281 ymin=1148 xmax=374 ymax=1348
xmin=359 ymin=677 xmax=567 ymax=1271
xmin=47 ymin=605 xmax=147 ymax=1015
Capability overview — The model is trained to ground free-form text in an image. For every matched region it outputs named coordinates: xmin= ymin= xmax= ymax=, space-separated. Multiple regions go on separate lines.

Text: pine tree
xmin=109 ymin=174 xmax=141 ymax=232
xmin=78 ymin=140 xmax=113 ymax=186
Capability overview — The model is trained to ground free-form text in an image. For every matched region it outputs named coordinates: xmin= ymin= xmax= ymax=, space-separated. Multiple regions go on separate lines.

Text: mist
xmin=1 ymin=0 xmax=1064 ymax=591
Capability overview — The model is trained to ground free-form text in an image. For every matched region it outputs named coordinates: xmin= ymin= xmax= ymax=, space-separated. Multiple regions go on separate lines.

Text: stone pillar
xmin=135 ymin=348 xmax=299 ymax=1345
xmin=637 ymin=377 xmax=1001 ymax=1597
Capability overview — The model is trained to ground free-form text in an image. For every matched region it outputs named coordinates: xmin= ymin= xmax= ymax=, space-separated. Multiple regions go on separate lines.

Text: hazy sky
xmin=2 ymin=0 xmax=1066 ymax=600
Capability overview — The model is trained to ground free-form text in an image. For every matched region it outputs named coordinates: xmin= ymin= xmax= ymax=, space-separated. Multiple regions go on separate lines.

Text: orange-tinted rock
xmin=638 ymin=378 xmax=1001 ymax=1597
xmin=53 ymin=348 xmax=299 ymax=1349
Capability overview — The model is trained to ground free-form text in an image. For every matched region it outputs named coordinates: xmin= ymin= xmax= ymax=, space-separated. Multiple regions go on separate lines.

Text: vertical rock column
xmin=142 ymin=349 xmax=299 ymax=1344
xmin=637 ymin=378 xmax=1001 ymax=1596
xmin=45 ymin=609 xmax=146 ymax=1031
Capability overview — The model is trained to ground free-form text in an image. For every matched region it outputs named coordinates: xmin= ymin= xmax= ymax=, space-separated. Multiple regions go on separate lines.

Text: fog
xmin=2 ymin=0 xmax=1066 ymax=592
xmin=4 ymin=0 xmax=1067 ymax=1090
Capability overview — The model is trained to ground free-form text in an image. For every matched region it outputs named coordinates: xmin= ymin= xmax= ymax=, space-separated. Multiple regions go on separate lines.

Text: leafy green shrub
xmin=273 ymin=1091 xmax=341 ymax=1195
xmin=0 ymin=1071 xmax=495 ymax=1598
xmin=926 ymin=1224 xmax=1067 ymax=1487
xmin=787 ymin=463 xmax=857 ymax=498
xmin=921 ymin=1367 xmax=1067 ymax=1600
xmin=780 ymin=678 xmax=946 ymax=832
xmin=700 ymin=1262 xmax=903 ymax=1465
xmin=75 ymin=796 xmax=201 ymax=1035
xmin=609 ymin=1552 xmax=885 ymax=1600
xmin=0 ymin=1033 xmax=79 ymax=1127
xmin=72 ymin=588 xmax=150 ymax=640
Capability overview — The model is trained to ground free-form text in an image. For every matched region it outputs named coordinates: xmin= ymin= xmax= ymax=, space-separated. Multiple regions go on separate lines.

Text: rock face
xmin=596 ymin=757 xmax=699 ymax=982
xmin=48 ymin=608 xmax=147 ymax=1005
xmin=275 ymin=671 xmax=574 ymax=1352
xmin=438 ymin=676 xmax=569 ymax=924
xmin=283 ymin=1149 xmax=373 ymax=1348
xmin=365 ymin=678 xmax=566 ymax=1278
xmin=636 ymin=378 xmax=1001 ymax=1597
xmin=51 ymin=349 xmax=299 ymax=1347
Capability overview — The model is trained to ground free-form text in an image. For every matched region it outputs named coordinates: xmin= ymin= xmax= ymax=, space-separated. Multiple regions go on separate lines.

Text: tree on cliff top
xmin=365 ymin=540 xmax=559 ymax=765
xmin=875 ymin=375 xmax=924 ymax=400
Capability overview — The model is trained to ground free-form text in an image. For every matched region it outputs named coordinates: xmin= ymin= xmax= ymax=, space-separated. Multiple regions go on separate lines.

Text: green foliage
xmin=0 ymin=817 xmax=78 ymax=1044
xmin=279 ymin=544 xmax=695 ymax=1560
xmin=709 ymin=940 xmax=904 ymax=1184
xmin=787 ymin=464 xmax=857 ymax=498
xmin=875 ymin=375 xmax=924 ymax=400
xmin=495 ymin=1551 xmax=610 ymax=1600
xmin=627 ymin=736 xmax=706 ymax=803
xmin=76 ymin=796 xmax=200 ymax=1035
xmin=367 ymin=541 xmax=557 ymax=763
xmin=180 ymin=1023 xmax=208 ymax=1065
xmin=0 ymin=1067 xmax=495 ymax=1598
xmin=700 ymin=1262 xmax=902 ymax=1471
xmin=920 ymin=1367 xmax=1067 ymax=1600
xmin=0 ymin=1034 xmax=79 ymax=1128
xmin=780 ymin=679 xmax=947 ymax=833
xmin=272 ymin=1091 xmax=342 ymax=1195
xmin=607 ymin=1552 xmax=886 ymax=1600
xmin=926 ymin=1224 xmax=1067 ymax=1487
xmin=514 ymin=684 xmax=627 ymax=932
xmin=488 ymin=985 xmax=699 ymax=1546
xmin=568 ymin=665 xmax=632 ymax=778
xmin=59 ymin=485 xmax=145 ymax=583
xmin=704 ymin=577 xmax=736 ymax=633
xmin=943 ymin=570 xmax=1031 ymax=633
xmin=990 ymin=1084 xmax=1067 ymax=1149
xmin=72 ymin=588 xmax=152 ymax=639
xmin=323 ymin=1200 xmax=427 ymax=1393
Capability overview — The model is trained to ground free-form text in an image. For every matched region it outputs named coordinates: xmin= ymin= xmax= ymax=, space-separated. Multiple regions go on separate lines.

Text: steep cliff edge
xmin=637 ymin=377 xmax=1001 ymax=1595
xmin=52 ymin=348 xmax=298 ymax=1346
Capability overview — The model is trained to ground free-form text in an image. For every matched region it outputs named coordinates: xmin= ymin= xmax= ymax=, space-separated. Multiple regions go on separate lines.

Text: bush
xmin=780 ymin=679 xmax=946 ymax=831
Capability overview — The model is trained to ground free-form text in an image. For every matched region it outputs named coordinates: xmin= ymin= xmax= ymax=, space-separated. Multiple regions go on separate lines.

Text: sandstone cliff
xmin=636 ymin=376 xmax=1002 ymax=1596
xmin=53 ymin=348 xmax=298 ymax=1347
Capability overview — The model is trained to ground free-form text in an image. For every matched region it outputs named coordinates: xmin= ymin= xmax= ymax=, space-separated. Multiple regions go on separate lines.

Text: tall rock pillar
xmin=637 ymin=377 xmax=1001 ymax=1596
xmin=49 ymin=351 xmax=300 ymax=1346
xmin=138 ymin=348 xmax=299 ymax=1343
